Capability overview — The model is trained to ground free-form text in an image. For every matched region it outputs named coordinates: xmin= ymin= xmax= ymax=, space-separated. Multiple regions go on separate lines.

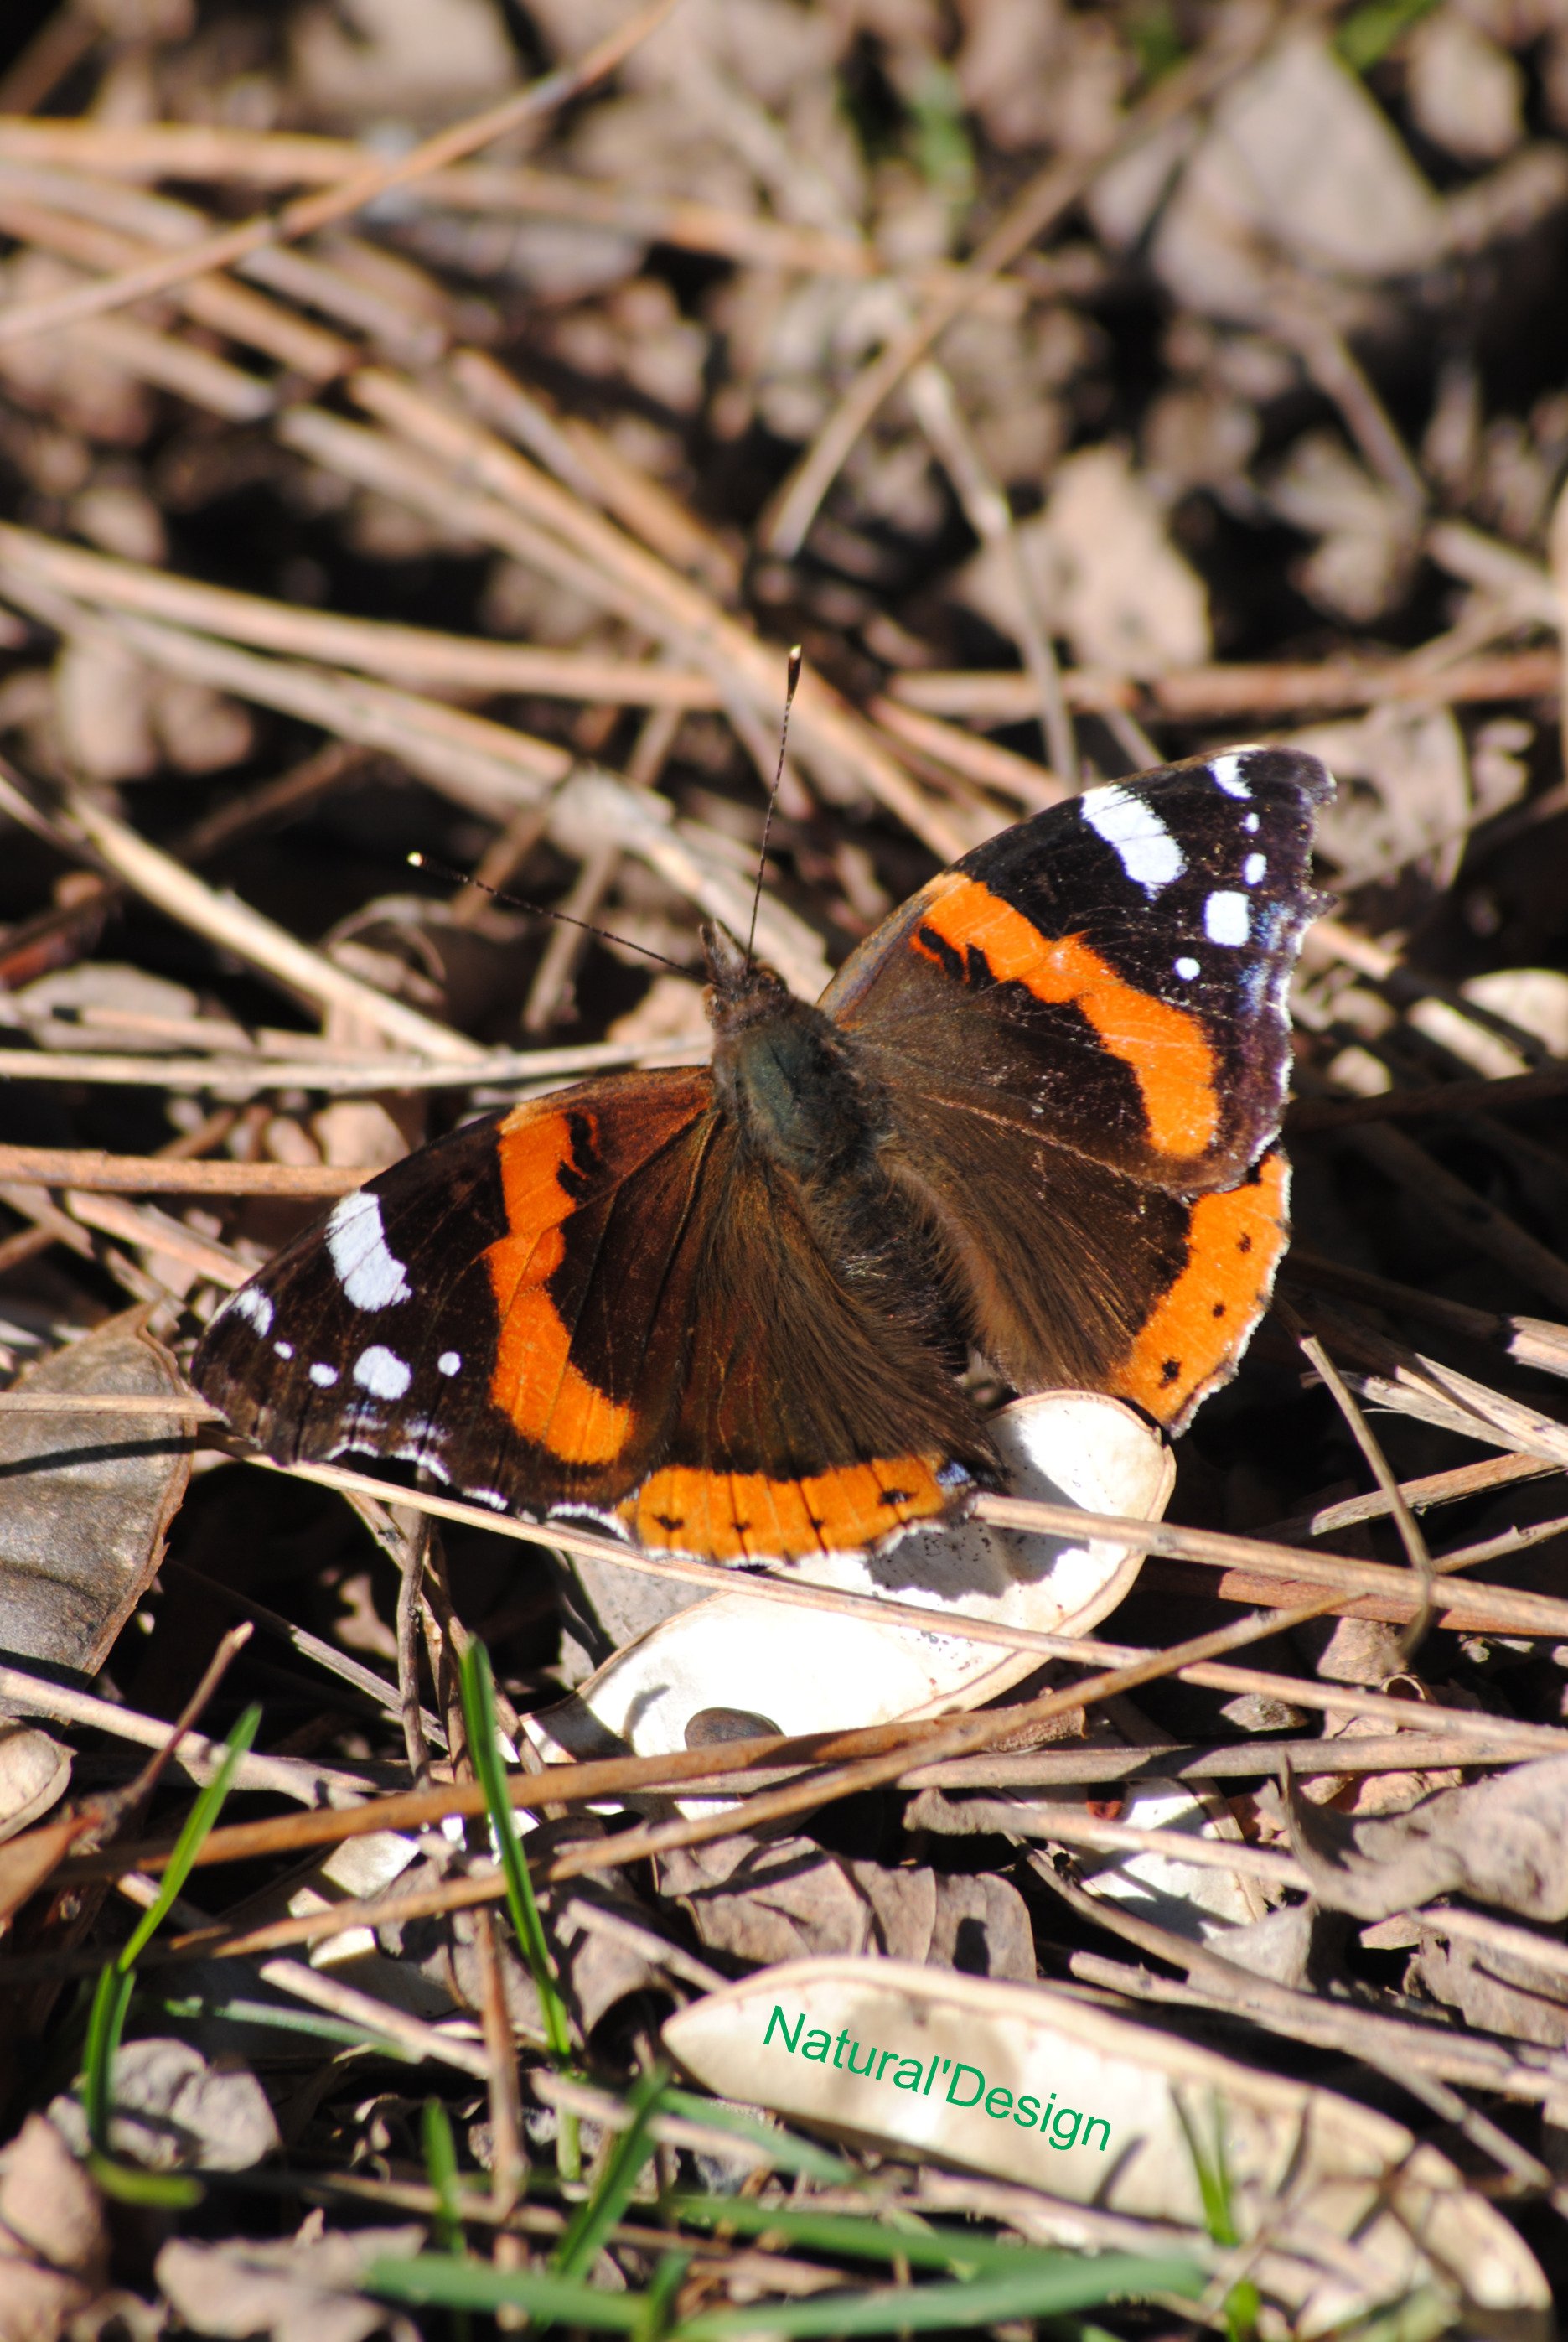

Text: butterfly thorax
xmin=702 ymin=921 xmax=885 ymax=1184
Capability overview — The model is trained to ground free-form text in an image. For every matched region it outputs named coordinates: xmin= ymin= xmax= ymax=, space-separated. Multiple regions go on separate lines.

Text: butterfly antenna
xmin=745 ymin=644 xmax=803 ymax=970
xmin=406 ymin=853 xmax=690 ymax=977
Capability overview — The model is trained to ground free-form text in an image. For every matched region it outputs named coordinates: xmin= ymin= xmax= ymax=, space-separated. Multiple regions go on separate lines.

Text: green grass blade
xmin=1172 ymin=2091 xmax=1237 ymax=2246
xmin=365 ymin=2253 xmax=652 ymax=2328
xmin=634 ymin=2251 xmax=692 ymax=2342
xmin=1336 ymin=0 xmax=1440 ymax=74
xmin=676 ymin=2251 xmax=1207 ymax=2337
xmin=82 ymin=1965 xmax=133 ymax=2151
xmin=85 ymin=2153 xmax=204 ymax=2209
xmin=422 ymin=2096 xmax=465 ymax=2253
xmin=457 ymin=1635 xmax=579 ymax=2177
xmin=553 ymin=2065 xmax=668 ymax=2282
xmin=120 ymin=1702 xmax=261 ymax=1968
xmin=664 ymin=2194 xmax=1039 ymax=2274
xmin=81 ymin=1701 xmax=262 ymax=2198
xmin=365 ymin=2247 xmax=1203 ymax=2334
xmin=457 ymin=1640 xmax=572 ymax=2066
xmin=158 ymin=1992 xmax=419 ymax=2057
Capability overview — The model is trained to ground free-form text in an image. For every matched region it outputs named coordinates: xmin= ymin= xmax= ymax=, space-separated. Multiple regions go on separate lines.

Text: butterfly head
xmin=701 ymin=920 xmax=792 ymax=1034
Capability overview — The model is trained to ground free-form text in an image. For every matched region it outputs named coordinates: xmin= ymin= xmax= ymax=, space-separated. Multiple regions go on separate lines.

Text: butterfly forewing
xmin=825 ymin=746 xmax=1331 ymax=1193
xmin=819 ymin=747 xmax=1331 ymax=1427
xmin=193 ymin=1070 xmax=993 ymax=1558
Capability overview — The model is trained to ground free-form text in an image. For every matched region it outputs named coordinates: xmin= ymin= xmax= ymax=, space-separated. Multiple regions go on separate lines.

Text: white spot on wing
xmin=1174 ymin=956 xmax=1200 ymax=980
xmin=1243 ymin=852 xmax=1267 ymax=884
xmin=468 ymin=1488 xmax=509 ymax=1512
xmin=224 ymin=1284 xmax=273 ymax=1337
xmin=308 ymin=1362 xmax=339 ymax=1388
xmin=437 ymin=1350 xmax=462 ymax=1376
xmin=1209 ymin=751 xmax=1253 ymax=799
xmin=273 ymin=1340 xmax=293 ymax=1359
xmin=1204 ymin=890 xmax=1250 ymax=946
xmin=1243 ymin=811 xmax=1259 ymax=833
xmin=326 ymin=1191 xmax=411 ymax=1312
xmin=1080 ymin=784 xmax=1185 ymax=894
xmin=353 ymin=1344 xmax=411 ymax=1401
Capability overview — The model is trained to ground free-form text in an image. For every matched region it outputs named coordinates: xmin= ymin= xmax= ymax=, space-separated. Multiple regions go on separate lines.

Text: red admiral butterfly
xmin=195 ymin=746 xmax=1332 ymax=1562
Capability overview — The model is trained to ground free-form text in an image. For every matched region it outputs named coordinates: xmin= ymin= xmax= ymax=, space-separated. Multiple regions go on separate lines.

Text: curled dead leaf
xmin=0 ymin=1308 xmax=192 ymax=1677
xmin=665 ymin=1957 xmax=1550 ymax=2333
xmin=1286 ymin=1754 xmax=1568 ymax=1924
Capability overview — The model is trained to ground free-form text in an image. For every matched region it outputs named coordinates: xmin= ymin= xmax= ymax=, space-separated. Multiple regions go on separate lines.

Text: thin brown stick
xmin=907 ymin=360 xmax=1074 ymax=784
xmin=255 ymin=1956 xmax=492 ymax=2078
xmin=1288 ymin=1060 xmax=1568 ymax=1130
xmin=0 ymin=522 xmax=720 ymax=705
xmin=63 ymin=1191 xmax=249 ymax=1288
xmin=1268 ymin=1449 xmax=1555 ymax=1545
xmin=0 ymin=192 xmax=350 ymax=377
xmin=0 ymin=1034 xmax=706 ymax=1096
xmin=47 ymin=1701 xmax=1559 ymax=1896
xmin=0 ymin=1665 xmax=370 ymax=1806
xmin=0 ymin=0 xmax=681 ymax=349
xmin=96 ymin=1624 xmax=253 ymax=1832
xmin=887 ymin=648 xmax=1564 ymax=722
xmin=0 ymin=122 xmax=903 ymax=280
xmin=0 ymin=1146 xmax=373 ymax=1196
xmin=249 ymin=1448 xmax=1568 ymax=1640
xmin=868 ymin=696 xmax=1069 ymax=811
xmin=1049 ymin=1870 xmax=1560 ymax=2108
xmin=1284 ymin=1248 xmax=1568 ymax=1383
xmin=1281 ymin=1303 xmax=1436 ymax=1634
xmin=35 ymin=1729 xmax=1534 ymax=1916
xmin=135 ymin=1593 xmax=1356 ymax=1969
xmin=58 ymin=783 xmax=484 ymax=1065
xmin=0 ymin=5 xmax=98 ymax=117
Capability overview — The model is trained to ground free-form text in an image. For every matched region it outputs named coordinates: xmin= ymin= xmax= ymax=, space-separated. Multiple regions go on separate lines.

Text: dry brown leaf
xmin=1413 ymin=1922 xmax=1568 ymax=2050
xmin=657 ymin=1829 xmax=1034 ymax=1979
xmin=0 ymin=2113 xmax=108 ymax=2342
xmin=665 ymin=1956 xmax=1550 ymax=2329
xmin=0 ymin=1815 xmax=91 ymax=1932
xmin=0 ymin=1730 xmax=69 ymax=1847
xmin=955 ymin=446 xmax=1210 ymax=677
xmin=50 ymin=2039 xmax=279 ymax=2174
xmin=1286 ymin=1754 xmax=1568 ymax=1923
xmin=0 ymin=1308 xmax=192 ymax=1676
xmin=156 ymin=2228 xmax=423 ymax=2342
xmin=289 ymin=0 xmax=515 ymax=126
xmin=1151 ymin=33 xmax=1446 ymax=322
xmin=1406 ymin=13 xmax=1525 ymax=164
xmin=0 ymin=2115 xmax=106 ymax=2289
xmin=1265 ymin=437 xmax=1420 ymax=626
xmin=1291 ymin=702 xmax=1469 ymax=884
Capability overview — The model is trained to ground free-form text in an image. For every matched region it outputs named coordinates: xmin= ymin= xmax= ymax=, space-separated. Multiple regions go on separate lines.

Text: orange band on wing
xmin=619 ymin=1454 xmax=955 ymax=1561
xmin=913 ymin=875 xmax=1219 ymax=1158
xmin=1113 ymin=1150 xmax=1289 ymax=1426
xmin=485 ymin=1108 xmax=634 ymax=1468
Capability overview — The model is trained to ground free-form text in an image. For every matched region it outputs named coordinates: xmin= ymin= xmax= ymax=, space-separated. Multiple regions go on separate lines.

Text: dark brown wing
xmin=194 ymin=1069 xmax=997 ymax=1561
xmin=819 ymin=747 xmax=1329 ymax=1427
